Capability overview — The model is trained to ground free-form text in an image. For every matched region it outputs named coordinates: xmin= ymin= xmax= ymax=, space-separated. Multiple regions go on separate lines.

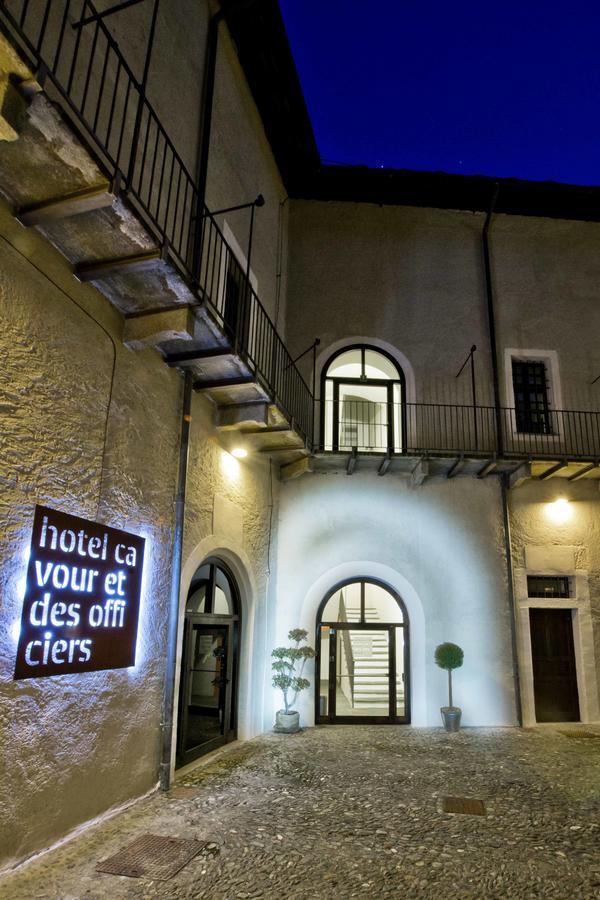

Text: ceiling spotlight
xmin=231 ymin=447 xmax=248 ymax=459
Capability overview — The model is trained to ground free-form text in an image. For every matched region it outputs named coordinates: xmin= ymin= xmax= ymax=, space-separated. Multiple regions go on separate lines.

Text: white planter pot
xmin=274 ymin=710 xmax=300 ymax=733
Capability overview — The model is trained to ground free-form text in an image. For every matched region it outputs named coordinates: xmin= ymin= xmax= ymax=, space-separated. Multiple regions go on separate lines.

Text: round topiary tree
xmin=434 ymin=642 xmax=464 ymax=708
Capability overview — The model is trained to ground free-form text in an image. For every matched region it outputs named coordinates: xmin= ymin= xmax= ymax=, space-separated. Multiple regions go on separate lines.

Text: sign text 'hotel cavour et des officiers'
xmin=14 ymin=505 xmax=145 ymax=679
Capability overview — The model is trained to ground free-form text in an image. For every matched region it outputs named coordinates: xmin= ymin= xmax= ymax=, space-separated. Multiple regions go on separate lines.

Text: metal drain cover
xmin=442 ymin=796 xmax=486 ymax=816
xmin=97 ymin=834 xmax=206 ymax=880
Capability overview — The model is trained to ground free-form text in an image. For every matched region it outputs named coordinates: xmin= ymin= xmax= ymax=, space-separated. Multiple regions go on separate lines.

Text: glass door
xmin=178 ymin=622 xmax=233 ymax=765
xmin=319 ymin=625 xmax=405 ymax=724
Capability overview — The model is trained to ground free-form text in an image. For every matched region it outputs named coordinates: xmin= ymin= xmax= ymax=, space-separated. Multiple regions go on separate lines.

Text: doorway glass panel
xmin=336 ymin=628 xmax=390 ymax=717
xmin=338 ymin=383 xmax=389 ymax=451
xmin=318 ymin=625 xmax=330 ymax=718
xmin=184 ymin=625 xmax=227 ymax=752
xmin=395 ymin=628 xmax=406 ymax=717
xmin=364 ymin=583 xmax=404 ymax=623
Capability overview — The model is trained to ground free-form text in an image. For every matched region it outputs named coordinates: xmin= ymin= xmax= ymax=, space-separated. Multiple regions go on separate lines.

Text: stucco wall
xmin=105 ymin=0 xmax=289 ymax=328
xmin=0 ymin=185 xmax=276 ymax=868
xmin=0 ymin=200 xmax=180 ymax=866
xmin=177 ymin=396 xmax=279 ymax=746
xmin=276 ymin=470 xmax=517 ymax=728
xmin=286 ymin=201 xmax=600 ymax=414
xmin=508 ymin=478 xmax=600 ymax=724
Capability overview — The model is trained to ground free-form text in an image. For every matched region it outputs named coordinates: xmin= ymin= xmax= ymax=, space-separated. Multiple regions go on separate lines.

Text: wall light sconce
xmin=545 ymin=497 xmax=572 ymax=525
xmin=231 ymin=447 xmax=248 ymax=459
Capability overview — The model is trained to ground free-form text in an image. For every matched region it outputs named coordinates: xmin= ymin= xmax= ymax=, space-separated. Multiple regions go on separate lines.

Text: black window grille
xmin=512 ymin=360 xmax=553 ymax=434
xmin=527 ymin=575 xmax=571 ymax=599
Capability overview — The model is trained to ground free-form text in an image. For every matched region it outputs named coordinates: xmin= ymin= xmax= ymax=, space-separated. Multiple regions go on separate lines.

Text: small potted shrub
xmin=434 ymin=642 xmax=464 ymax=732
xmin=272 ymin=628 xmax=315 ymax=733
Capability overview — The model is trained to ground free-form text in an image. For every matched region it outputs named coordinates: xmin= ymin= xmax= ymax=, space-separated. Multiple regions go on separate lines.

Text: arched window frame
xmin=315 ymin=577 xmax=411 ymax=725
xmin=186 ymin=557 xmax=240 ymax=619
xmin=320 ymin=344 xmax=406 ymax=453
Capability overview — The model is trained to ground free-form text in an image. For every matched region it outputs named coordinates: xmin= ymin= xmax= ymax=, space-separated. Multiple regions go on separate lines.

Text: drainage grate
xmin=558 ymin=729 xmax=600 ymax=740
xmin=442 ymin=796 xmax=486 ymax=816
xmin=96 ymin=834 xmax=207 ymax=880
xmin=168 ymin=785 xmax=201 ymax=800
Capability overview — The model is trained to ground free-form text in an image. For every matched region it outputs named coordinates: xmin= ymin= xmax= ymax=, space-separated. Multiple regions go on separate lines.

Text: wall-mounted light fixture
xmin=230 ymin=447 xmax=248 ymax=459
xmin=545 ymin=497 xmax=572 ymax=525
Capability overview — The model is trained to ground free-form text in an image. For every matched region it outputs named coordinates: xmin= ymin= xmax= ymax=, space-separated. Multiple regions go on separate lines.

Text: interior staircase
xmin=344 ymin=605 xmax=404 ymax=710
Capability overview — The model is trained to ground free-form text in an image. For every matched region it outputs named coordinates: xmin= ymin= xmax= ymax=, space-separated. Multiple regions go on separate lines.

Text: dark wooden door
xmin=530 ymin=608 xmax=580 ymax=722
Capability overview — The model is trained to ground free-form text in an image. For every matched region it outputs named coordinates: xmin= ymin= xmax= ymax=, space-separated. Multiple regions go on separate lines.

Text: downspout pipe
xmin=482 ymin=183 xmax=503 ymax=455
xmin=159 ymin=370 xmax=193 ymax=790
xmin=500 ymin=472 xmax=523 ymax=726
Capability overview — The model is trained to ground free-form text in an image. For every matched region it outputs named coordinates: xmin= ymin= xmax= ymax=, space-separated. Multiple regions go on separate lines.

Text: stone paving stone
xmin=1 ymin=726 xmax=599 ymax=899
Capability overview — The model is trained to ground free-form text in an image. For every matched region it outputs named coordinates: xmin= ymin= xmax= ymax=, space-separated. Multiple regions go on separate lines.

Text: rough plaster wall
xmin=276 ymin=471 xmax=517 ymax=727
xmin=285 ymin=201 xmax=493 ymax=404
xmin=490 ymin=215 xmax=600 ymax=410
xmin=0 ymin=199 xmax=182 ymax=868
xmin=508 ymin=478 xmax=600 ymax=704
xmin=106 ymin=0 xmax=289 ymax=328
xmin=206 ymin=24 xmax=290 ymax=328
xmin=286 ymin=201 xmax=600 ymax=413
xmin=102 ymin=0 xmax=209 ymax=176
xmin=181 ymin=396 xmax=279 ymax=736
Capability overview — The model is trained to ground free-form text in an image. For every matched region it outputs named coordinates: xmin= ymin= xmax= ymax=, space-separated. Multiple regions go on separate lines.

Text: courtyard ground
xmin=1 ymin=725 xmax=599 ymax=899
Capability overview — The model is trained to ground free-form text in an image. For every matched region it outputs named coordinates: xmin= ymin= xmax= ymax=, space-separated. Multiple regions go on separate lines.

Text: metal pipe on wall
xmin=500 ymin=473 xmax=523 ymax=726
xmin=482 ymin=183 xmax=503 ymax=455
xmin=159 ymin=370 xmax=193 ymax=790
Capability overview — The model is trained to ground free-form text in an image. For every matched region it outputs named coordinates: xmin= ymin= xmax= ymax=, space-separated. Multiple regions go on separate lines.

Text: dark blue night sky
xmin=279 ymin=1 xmax=600 ymax=186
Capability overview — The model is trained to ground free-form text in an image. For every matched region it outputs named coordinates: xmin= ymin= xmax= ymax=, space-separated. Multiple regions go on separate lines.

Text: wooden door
xmin=530 ymin=608 xmax=580 ymax=722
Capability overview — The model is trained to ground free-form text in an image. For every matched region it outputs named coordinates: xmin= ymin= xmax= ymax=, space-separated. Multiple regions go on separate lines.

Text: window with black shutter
xmin=512 ymin=360 xmax=552 ymax=434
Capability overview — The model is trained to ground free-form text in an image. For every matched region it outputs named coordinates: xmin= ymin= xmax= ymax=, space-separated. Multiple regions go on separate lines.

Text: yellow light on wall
xmin=231 ymin=447 xmax=248 ymax=459
xmin=545 ymin=497 xmax=572 ymax=525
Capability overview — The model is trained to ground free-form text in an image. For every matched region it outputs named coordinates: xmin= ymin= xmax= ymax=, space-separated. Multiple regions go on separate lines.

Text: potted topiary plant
xmin=272 ymin=628 xmax=315 ymax=733
xmin=434 ymin=642 xmax=464 ymax=732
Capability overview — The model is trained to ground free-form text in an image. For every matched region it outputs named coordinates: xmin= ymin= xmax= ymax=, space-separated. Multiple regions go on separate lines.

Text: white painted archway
xmin=284 ymin=560 xmax=427 ymax=726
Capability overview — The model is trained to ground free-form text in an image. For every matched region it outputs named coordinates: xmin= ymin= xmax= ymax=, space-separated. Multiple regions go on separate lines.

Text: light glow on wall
xmin=545 ymin=497 xmax=572 ymax=525
xmin=220 ymin=449 xmax=241 ymax=479
xmin=231 ymin=447 xmax=248 ymax=459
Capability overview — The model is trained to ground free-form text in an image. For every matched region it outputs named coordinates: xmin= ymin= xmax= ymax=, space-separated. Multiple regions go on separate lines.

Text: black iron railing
xmin=318 ymin=400 xmax=600 ymax=461
xmin=0 ymin=0 xmax=313 ymax=444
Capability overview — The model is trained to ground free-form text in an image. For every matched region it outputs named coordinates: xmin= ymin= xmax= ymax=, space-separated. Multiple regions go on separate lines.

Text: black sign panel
xmin=14 ymin=505 xmax=145 ymax=679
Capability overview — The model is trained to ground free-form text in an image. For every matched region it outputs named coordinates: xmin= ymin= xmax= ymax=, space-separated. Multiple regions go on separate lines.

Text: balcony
xmin=316 ymin=400 xmax=600 ymax=482
xmin=0 ymin=0 xmax=311 ymax=474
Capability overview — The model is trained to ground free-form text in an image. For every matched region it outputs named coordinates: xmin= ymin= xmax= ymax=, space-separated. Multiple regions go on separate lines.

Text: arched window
xmin=322 ymin=346 xmax=405 ymax=452
xmin=316 ymin=578 xmax=410 ymax=724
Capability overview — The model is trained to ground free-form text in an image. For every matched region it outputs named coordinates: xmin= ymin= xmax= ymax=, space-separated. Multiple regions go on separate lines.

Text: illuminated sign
xmin=14 ymin=505 xmax=145 ymax=679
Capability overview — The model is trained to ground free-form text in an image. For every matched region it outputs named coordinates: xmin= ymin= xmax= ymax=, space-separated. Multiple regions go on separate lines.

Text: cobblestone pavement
xmin=2 ymin=726 xmax=600 ymax=899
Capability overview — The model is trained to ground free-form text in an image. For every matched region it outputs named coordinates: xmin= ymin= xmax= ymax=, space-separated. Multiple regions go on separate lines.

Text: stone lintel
xmin=280 ymin=457 xmax=311 ymax=480
xmin=508 ymin=461 xmax=532 ymax=489
xmin=123 ymin=307 xmax=195 ymax=350
xmin=216 ymin=402 xmax=269 ymax=431
xmin=411 ymin=458 xmax=429 ymax=487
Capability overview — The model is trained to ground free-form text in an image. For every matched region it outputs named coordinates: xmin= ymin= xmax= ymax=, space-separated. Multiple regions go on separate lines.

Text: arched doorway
xmin=176 ymin=558 xmax=241 ymax=766
xmin=315 ymin=578 xmax=410 ymax=724
xmin=321 ymin=345 xmax=406 ymax=452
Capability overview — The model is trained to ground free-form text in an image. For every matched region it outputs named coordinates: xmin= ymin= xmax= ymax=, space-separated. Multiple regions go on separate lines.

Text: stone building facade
xmin=0 ymin=0 xmax=599 ymax=873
